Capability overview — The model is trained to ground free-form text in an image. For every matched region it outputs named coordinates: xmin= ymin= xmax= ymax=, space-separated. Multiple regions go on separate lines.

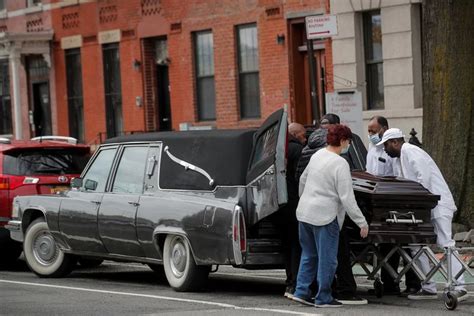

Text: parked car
xmin=6 ymin=110 xmax=438 ymax=292
xmin=7 ymin=110 xmax=287 ymax=290
xmin=0 ymin=136 xmax=90 ymax=267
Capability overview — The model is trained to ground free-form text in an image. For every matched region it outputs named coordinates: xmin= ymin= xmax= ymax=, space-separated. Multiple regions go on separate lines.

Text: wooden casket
xmin=350 ymin=171 xmax=439 ymax=244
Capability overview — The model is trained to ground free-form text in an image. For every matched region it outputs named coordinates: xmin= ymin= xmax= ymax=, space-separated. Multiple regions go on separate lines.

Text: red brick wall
xmin=49 ymin=0 xmax=332 ymax=143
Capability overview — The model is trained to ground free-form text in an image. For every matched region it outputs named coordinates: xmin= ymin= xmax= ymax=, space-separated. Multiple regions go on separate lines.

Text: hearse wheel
xmin=163 ymin=235 xmax=210 ymax=291
xmin=444 ymin=291 xmax=458 ymax=311
xmin=23 ymin=218 xmax=75 ymax=277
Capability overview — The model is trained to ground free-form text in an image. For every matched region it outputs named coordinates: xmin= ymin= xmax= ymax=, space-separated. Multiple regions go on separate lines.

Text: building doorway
xmin=31 ymin=82 xmax=52 ymax=136
xmin=27 ymin=55 xmax=51 ymax=137
xmin=156 ymin=63 xmax=171 ymax=131
xmin=289 ymin=19 xmax=327 ymax=126
xmin=102 ymin=43 xmax=123 ymax=138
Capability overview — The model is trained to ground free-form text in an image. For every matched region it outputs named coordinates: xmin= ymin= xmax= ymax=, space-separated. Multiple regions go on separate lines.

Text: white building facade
xmin=331 ymin=0 xmax=423 ymax=142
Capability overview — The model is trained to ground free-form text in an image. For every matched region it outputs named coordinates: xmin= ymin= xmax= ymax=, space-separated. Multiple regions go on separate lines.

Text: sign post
xmin=305 ymin=15 xmax=338 ymax=39
xmin=305 ymin=14 xmax=338 ymax=125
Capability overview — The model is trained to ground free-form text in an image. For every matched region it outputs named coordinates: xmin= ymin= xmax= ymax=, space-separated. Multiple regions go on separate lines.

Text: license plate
xmin=50 ymin=186 xmax=69 ymax=194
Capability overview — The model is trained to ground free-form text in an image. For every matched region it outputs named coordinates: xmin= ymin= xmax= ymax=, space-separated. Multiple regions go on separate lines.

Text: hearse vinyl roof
xmin=105 ymin=129 xmax=257 ymax=190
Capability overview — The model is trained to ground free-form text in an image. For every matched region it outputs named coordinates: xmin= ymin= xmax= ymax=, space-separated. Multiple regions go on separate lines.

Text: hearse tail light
xmin=232 ymin=205 xmax=247 ymax=265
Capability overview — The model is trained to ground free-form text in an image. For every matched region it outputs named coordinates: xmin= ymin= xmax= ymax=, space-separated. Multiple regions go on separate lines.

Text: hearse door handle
xmin=128 ymin=201 xmax=140 ymax=207
xmin=91 ymin=200 xmax=101 ymax=205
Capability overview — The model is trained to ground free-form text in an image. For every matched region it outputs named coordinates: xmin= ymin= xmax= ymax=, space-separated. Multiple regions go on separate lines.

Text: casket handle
xmin=386 ymin=211 xmax=423 ymax=224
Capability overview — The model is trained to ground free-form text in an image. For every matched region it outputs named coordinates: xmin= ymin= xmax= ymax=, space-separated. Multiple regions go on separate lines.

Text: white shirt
xmin=297 ymin=148 xmax=368 ymax=229
xmin=392 ymin=143 xmax=457 ymax=218
xmin=366 ymin=143 xmax=394 ymax=176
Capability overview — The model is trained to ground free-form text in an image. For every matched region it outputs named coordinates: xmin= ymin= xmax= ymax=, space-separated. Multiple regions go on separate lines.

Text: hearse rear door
xmin=246 ymin=108 xmax=288 ymax=225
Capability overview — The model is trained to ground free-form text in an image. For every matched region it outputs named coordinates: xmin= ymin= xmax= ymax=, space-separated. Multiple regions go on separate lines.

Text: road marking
xmin=0 ymin=279 xmax=321 ymax=316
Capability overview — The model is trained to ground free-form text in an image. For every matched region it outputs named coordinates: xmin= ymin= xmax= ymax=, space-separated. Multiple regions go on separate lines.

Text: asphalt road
xmin=1 ymin=259 xmax=473 ymax=315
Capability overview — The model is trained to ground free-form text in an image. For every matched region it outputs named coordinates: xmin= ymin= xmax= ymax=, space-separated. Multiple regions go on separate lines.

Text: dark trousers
xmin=276 ymin=201 xmax=301 ymax=289
xmin=332 ymin=224 xmax=357 ymax=297
xmin=379 ymin=244 xmax=421 ymax=291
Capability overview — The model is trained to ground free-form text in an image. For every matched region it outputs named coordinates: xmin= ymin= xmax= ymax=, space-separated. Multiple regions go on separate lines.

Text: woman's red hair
xmin=327 ymin=124 xmax=353 ymax=146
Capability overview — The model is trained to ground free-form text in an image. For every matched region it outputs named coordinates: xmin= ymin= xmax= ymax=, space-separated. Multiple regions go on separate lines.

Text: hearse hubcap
xmin=170 ymin=238 xmax=187 ymax=278
xmin=33 ymin=232 xmax=58 ymax=265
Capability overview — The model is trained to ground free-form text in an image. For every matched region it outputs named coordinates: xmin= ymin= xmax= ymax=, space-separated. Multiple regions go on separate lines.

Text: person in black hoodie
xmin=282 ymin=123 xmax=306 ymax=298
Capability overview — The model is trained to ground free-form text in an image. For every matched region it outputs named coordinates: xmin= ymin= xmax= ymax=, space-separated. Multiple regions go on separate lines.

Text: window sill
xmin=0 ymin=10 xmax=7 ymax=19
xmin=24 ymin=5 xmax=43 ymax=15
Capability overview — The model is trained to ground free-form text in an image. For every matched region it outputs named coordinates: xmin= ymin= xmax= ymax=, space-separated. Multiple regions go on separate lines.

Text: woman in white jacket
xmin=292 ymin=124 xmax=369 ymax=308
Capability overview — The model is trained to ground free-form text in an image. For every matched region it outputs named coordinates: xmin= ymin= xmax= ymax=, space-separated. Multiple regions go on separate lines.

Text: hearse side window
xmin=112 ymin=146 xmax=148 ymax=194
xmin=81 ymin=148 xmax=116 ymax=192
xmin=249 ymin=123 xmax=278 ymax=170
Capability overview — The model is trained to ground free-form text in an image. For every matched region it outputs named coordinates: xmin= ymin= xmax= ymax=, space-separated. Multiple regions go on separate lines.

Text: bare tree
xmin=422 ymin=0 xmax=474 ymax=227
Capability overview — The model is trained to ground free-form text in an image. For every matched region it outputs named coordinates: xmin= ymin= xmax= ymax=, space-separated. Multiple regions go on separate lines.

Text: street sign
xmin=325 ymin=90 xmax=363 ymax=137
xmin=305 ymin=14 xmax=338 ymax=39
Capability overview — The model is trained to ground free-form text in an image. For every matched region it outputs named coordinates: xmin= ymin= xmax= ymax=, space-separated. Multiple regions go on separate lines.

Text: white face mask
xmin=368 ymin=134 xmax=381 ymax=145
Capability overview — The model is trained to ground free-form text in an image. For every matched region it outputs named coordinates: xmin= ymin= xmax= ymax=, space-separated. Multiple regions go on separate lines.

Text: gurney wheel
xmin=374 ymin=278 xmax=384 ymax=298
xmin=444 ymin=292 xmax=458 ymax=311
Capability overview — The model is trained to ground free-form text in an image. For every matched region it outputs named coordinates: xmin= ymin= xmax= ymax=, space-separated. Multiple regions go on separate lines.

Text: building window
xmin=194 ymin=30 xmax=215 ymax=121
xmin=237 ymin=23 xmax=260 ymax=119
xmin=65 ymin=48 xmax=84 ymax=143
xmin=102 ymin=43 xmax=123 ymax=138
xmin=0 ymin=60 xmax=12 ymax=135
xmin=363 ymin=10 xmax=384 ymax=110
xmin=0 ymin=0 xmax=5 ymax=11
xmin=27 ymin=0 xmax=42 ymax=7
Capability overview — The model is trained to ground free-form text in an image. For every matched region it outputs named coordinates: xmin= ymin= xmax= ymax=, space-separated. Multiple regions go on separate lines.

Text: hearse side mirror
xmin=71 ymin=178 xmax=83 ymax=189
xmin=84 ymin=179 xmax=98 ymax=191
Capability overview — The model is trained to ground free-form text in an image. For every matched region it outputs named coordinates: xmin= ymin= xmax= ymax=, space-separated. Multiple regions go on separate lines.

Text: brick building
xmin=0 ymin=0 xmax=423 ymax=145
xmin=0 ymin=0 xmax=334 ymax=144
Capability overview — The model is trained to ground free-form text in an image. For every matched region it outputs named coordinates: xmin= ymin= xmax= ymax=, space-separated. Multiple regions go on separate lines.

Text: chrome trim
xmin=5 ymin=220 xmax=21 ymax=231
xmin=0 ymin=216 xmax=11 ymax=222
xmin=6 ymin=220 xmax=23 ymax=242
xmin=386 ymin=211 xmax=423 ymax=224
xmin=164 ymin=145 xmax=215 ymax=187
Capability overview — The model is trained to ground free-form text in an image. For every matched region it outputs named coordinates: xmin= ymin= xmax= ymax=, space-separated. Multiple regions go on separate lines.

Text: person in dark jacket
xmin=282 ymin=123 xmax=306 ymax=298
xmin=295 ymin=128 xmax=328 ymax=183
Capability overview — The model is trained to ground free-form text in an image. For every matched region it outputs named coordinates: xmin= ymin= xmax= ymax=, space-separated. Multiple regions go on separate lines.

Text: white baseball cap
xmin=376 ymin=128 xmax=405 ymax=146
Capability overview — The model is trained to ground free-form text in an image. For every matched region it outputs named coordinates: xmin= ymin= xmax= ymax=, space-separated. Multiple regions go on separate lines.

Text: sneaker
xmin=399 ymin=287 xmax=421 ymax=297
xmin=407 ymin=289 xmax=438 ymax=300
xmin=291 ymin=295 xmax=315 ymax=306
xmin=284 ymin=286 xmax=295 ymax=299
xmin=315 ymin=300 xmax=343 ymax=308
xmin=336 ymin=295 xmax=368 ymax=305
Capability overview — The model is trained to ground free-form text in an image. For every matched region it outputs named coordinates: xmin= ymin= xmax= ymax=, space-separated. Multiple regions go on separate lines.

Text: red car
xmin=0 ymin=136 xmax=90 ymax=267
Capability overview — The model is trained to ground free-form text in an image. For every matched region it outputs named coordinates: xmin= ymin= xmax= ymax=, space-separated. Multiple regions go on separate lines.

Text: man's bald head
xmin=289 ymin=123 xmax=307 ymax=144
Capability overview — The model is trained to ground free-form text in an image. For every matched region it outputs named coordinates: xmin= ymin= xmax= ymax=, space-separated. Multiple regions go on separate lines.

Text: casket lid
xmin=351 ymin=171 xmax=440 ymax=199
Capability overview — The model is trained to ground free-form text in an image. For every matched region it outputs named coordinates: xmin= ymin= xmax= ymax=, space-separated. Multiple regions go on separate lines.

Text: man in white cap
xmin=377 ymin=128 xmax=466 ymax=300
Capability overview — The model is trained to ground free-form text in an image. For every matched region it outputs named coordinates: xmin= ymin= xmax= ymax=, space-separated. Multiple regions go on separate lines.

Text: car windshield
xmin=3 ymin=149 xmax=90 ymax=176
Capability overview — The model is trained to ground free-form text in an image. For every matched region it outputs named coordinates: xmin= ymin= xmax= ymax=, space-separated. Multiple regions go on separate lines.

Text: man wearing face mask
xmin=366 ymin=116 xmax=393 ymax=176
xmin=366 ymin=118 xmax=420 ymax=296
xmin=377 ymin=128 xmax=467 ymax=301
